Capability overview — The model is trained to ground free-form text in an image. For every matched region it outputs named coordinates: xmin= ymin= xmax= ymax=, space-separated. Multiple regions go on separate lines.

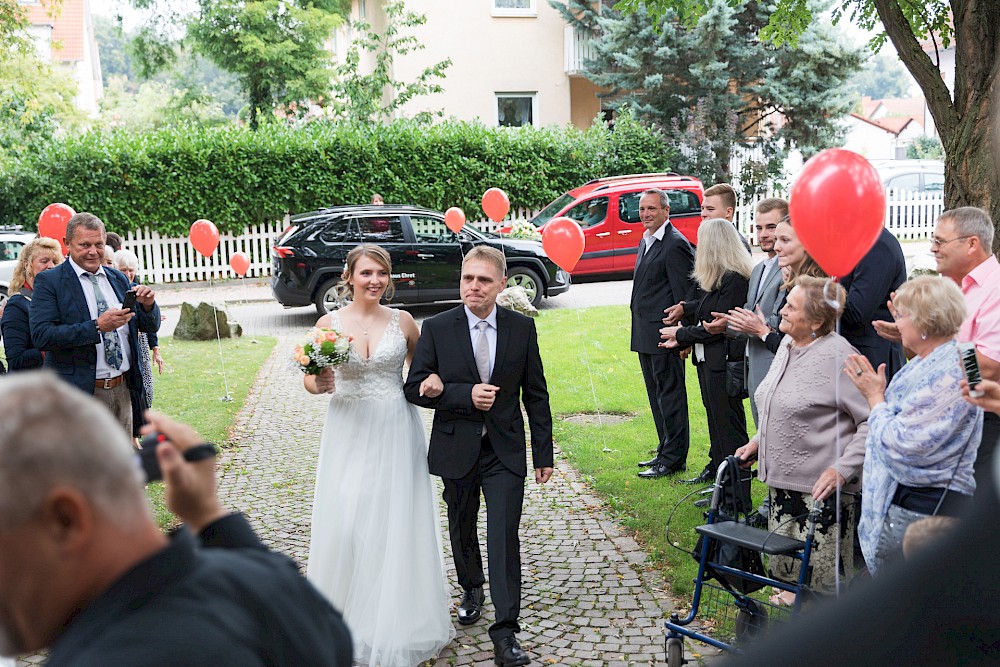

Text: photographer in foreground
xmin=0 ymin=372 xmax=351 ymax=666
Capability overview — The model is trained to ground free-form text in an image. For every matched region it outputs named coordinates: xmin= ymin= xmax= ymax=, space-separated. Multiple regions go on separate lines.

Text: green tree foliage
xmin=0 ymin=57 xmax=81 ymax=164
xmin=328 ymin=0 xmax=451 ymax=123
xmin=621 ymin=0 xmax=1000 ymax=252
xmin=0 ymin=114 xmax=677 ymax=233
xmin=906 ymin=135 xmax=943 ymax=160
xmin=850 ymin=49 xmax=911 ymax=99
xmin=128 ymin=0 xmax=344 ymax=130
xmin=554 ymin=0 xmax=861 ymax=185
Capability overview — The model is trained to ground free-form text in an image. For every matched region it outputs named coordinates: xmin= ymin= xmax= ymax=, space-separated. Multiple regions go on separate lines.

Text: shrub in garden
xmin=0 ymin=111 xmax=677 ymax=234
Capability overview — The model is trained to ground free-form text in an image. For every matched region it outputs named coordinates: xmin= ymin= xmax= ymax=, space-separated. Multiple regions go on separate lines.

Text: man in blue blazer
xmin=30 ymin=212 xmax=161 ymax=435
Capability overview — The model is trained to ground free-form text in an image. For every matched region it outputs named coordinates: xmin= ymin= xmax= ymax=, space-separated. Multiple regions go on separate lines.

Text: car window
xmin=619 ymin=192 xmax=643 ymax=223
xmin=0 ymin=241 xmax=24 ymax=261
xmin=924 ymin=172 xmax=945 ymax=192
xmin=411 ymin=216 xmax=459 ymax=243
xmin=565 ymin=196 xmax=609 ymax=229
xmin=357 ymin=216 xmax=405 ymax=243
xmin=528 ymin=192 xmax=575 ymax=228
xmin=317 ymin=218 xmax=353 ymax=244
xmin=666 ymin=190 xmax=701 ymax=216
xmin=886 ymin=173 xmax=921 ymax=192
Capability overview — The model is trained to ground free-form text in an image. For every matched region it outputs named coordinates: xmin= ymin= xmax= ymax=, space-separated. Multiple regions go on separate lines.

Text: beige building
xmin=334 ymin=1 xmax=604 ymax=128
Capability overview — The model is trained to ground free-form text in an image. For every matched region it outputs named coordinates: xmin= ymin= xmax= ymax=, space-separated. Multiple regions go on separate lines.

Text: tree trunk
xmin=875 ymin=0 xmax=1000 ymax=254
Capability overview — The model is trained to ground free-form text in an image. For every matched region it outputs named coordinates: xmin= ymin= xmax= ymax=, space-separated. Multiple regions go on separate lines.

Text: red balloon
xmin=482 ymin=188 xmax=511 ymax=222
xmin=229 ymin=251 xmax=250 ymax=277
xmin=444 ymin=207 xmax=466 ymax=234
xmin=38 ymin=203 xmax=75 ymax=255
xmin=542 ymin=217 xmax=585 ymax=273
xmin=789 ymin=149 xmax=886 ymax=278
xmin=189 ymin=219 xmax=220 ymax=257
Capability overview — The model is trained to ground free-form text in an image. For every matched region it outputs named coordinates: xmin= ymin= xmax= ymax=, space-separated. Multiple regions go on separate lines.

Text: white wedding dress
xmin=307 ymin=310 xmax=454 ymax=666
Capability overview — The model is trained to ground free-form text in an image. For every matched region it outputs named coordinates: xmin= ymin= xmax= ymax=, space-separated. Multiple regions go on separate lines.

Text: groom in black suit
xmin=404 ymin=246 xmax=553 ymax=667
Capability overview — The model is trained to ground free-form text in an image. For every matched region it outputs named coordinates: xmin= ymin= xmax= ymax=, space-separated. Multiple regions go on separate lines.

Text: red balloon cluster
xmin=541 ymin=217 xmax=585 ymax=273
xmin=789 ymin=148 xmax=886 ymax=278
xmin=229 ymin=251 xmax=250 ymax=277
xmin=38 ymin=203 xmax=76 ymax=254
xmin=189 ymin=219 xmax=220 ymax=257
xmin=482 ymin=188 xmax=510 ymax=222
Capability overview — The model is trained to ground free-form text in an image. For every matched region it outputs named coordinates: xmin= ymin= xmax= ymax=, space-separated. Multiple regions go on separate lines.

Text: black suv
xmin=271 ymin=205 xmax=571 ymax=314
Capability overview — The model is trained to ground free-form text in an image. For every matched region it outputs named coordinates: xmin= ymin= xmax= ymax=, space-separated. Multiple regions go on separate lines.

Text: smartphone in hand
xmin=122 ymin=289 xmax=137 ymax=313
xmin=959 ymin=342 xmax=984 ymax=398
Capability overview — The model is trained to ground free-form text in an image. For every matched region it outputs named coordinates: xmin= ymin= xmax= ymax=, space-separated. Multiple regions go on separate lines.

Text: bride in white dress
xmin=303 ymin=244 xmax=454 ymax=666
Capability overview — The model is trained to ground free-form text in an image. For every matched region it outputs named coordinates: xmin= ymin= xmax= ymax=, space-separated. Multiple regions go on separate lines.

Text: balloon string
xmin=210 ymin=275 xmax=233 ymax=402
xmin=574 ymin=307 xmax=614 ymax=454
xmin=827 ymin=276 xmax=843 ymax=598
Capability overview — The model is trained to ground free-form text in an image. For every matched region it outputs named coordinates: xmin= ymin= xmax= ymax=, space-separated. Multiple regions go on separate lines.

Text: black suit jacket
xmin=1 ymin=290 xmax=43 ymax=371
xmin=404 ymin=305 xmax=553 ymax=479
xmin=30 ymin=260 xmax=160 ymax=400
xmin=630 ymin=223 xmax=696 ymax=355
xmin=675 ymin=272 xmax=750 ymax=370
xmin=840 ymin=228 xmax=907 ymax=378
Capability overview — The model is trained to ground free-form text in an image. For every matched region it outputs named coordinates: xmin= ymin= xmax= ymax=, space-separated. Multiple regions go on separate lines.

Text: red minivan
xmin=526 ymin=173 xmax=704 ymax=277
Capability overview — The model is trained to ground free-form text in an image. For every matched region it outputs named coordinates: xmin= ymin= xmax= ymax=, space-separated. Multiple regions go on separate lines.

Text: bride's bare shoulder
xmin=315 ymin=313 xmax=333 ymax=328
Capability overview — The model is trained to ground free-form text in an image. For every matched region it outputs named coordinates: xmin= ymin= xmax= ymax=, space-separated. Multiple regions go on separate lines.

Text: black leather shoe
xmin=457 ymin=586 xmax=485 ymax=625
xmin=683 ymin=467 xmax=715 ymax=485
xmin=494 ymin=636 xmax=531 ymax=667
xmin=638 ymin=457 xmax=659 ymax=468
xmin=638 ymin=463 xmax=685 ymax=479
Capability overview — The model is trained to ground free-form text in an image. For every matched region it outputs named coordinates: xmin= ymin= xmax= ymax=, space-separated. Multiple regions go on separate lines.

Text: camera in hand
xmin=958 ymin=342 xmax=984 ymax=398
xmin=122 ymin=289 xmax=137 ymax=313
xmin=139 ymin=433 xmax=218 ymax=483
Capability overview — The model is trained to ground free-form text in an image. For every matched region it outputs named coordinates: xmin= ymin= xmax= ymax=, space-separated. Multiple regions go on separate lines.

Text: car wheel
xmin=0 ymin=286 xmax=7 ymax=309
xmin=314 ymin=279 xmax=349 ymax=315
xmin=506 ymin=267 xmax=543 ymax=308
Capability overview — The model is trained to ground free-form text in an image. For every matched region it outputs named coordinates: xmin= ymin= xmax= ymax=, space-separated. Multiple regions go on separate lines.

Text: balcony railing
xmin=564 ymin=25 xmax=596 ymax=76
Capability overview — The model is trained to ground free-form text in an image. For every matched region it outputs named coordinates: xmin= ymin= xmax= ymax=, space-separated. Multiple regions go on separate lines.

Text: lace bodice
xmin=330 ymin=309 xmax=406 ymax=400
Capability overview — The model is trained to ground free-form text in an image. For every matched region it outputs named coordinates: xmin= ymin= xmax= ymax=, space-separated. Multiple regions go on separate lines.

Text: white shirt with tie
xmin=68 ymin=257 xmax=132 ymax=379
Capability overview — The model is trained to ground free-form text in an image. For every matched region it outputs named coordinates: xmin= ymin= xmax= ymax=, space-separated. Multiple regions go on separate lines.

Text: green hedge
xmin=0 ymin=113 xmax=677 ymax=235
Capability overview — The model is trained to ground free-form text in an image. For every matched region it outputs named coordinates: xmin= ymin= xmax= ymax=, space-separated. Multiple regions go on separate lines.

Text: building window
xmin=359 ymin=0 xmax=366 ymax=19
xmin=492 ymin=0 xmax=536 ymax=18
xmin=496 ymin=93 xmax=536 ymax=127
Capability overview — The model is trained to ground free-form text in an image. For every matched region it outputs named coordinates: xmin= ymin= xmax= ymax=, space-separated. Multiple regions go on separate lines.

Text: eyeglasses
xmin=930 ymin=235 xmax=973 ymax=248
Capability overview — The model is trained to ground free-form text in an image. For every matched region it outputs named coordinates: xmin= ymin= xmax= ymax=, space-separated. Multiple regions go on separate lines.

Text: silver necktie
xmin=475 ymin=320 xmax=490 ymax=382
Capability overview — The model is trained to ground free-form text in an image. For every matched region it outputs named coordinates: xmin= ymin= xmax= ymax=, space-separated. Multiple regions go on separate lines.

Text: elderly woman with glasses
xmin=846 ymin=276 xmax=982 ymax=574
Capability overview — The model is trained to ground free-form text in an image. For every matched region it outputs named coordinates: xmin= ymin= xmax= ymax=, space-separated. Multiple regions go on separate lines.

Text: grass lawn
xmin=145 ymin=335 xmax=276 ymax=527
xmin=536 ymin=305 xmax=766 ymax=600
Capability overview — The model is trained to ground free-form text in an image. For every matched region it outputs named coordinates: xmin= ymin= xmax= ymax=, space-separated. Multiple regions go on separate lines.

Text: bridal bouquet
xmin=293 ymin=327 xmax=353 ymax=375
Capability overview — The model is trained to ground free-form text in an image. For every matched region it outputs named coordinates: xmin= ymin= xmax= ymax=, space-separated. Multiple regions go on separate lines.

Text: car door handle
xmin=618 ymin=230 xmax=633 ymax=235
xmin=595 ymin=232 xmax=610 ymax=237
xmin=417 ymin=253 xmax=435 ymax=259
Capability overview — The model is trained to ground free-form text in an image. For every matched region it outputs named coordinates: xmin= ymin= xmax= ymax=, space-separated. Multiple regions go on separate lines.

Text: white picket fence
xmin=127 ymin=196 xmax=945 ymax=285
xmin=125 ymin=212 xmax=534 ymax=285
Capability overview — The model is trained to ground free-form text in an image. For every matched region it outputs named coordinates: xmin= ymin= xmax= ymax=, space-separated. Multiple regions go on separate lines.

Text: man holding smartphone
xmin=30 ymin=213 xmax=160 ymax=436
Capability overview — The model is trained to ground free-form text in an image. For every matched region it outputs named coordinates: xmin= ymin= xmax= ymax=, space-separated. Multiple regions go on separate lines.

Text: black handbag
xmin=725 ymin=340 xmax=748 ymax=399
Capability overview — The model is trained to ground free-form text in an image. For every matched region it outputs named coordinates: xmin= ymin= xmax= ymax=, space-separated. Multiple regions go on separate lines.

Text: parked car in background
xmin=0 ymin=227 xmax=34 ymax=308
xmin=870 ymin=159 xmax=945 ymax=194
xmin=271 ymin=205 xmax=571 ymax=314
xmin=522 ymin=173 xmax=704 ymax=277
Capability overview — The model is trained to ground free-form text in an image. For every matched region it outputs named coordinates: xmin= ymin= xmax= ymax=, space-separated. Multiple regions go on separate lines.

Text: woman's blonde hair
xmin=338 ymin=244 xmax=395 ymax=301
xmin=692 ymin=218 xmax=754 ymax=291
xmin=892 ymin=275 xmax=966 ymax=339
xmin=9 ymin=237 xmax=63 ymax=294
xmin=793 ymin=275 xmax=845 ymax=337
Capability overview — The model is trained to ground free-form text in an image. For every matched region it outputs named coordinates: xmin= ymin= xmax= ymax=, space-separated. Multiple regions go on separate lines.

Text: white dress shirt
xmin=68 ymin=257 xmax=132 ymax=378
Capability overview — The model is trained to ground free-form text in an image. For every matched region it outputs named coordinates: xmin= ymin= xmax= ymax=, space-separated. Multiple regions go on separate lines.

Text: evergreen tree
xmin=552 ymin=0 xmax=861 ymax=184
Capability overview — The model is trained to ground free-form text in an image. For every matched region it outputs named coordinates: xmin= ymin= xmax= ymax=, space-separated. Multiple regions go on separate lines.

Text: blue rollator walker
xmin=664 ymin=456 xmax=822 ymax=666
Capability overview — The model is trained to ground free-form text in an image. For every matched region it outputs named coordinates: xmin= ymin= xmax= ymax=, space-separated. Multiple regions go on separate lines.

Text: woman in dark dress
xmin=660 ymin=218 xmax=755 ymax=483
xmin=1 ymin=237 xmax=63 ymax=371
